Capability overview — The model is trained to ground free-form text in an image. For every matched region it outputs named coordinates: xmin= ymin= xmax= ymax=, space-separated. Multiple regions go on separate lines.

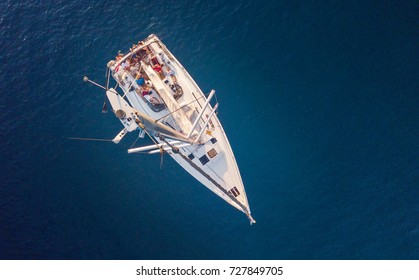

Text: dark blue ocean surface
xmin=0 ymin=0 xmax=418 ymax=259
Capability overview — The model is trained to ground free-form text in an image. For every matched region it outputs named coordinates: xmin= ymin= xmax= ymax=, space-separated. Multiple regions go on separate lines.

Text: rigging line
xmin=139 ymin=123 xmax=165 ymax=169
xmin=101 ymin=67 xmax=111 ymax=113
xmin=137 ymin=117 xmax=163 ymax=152
xmin=67 ymin=137 xmax=112 ymax=142
xmin=130 ymin=135 xmax=141 ymax=149
xmin=160 ymin=150 xmax=164 ymax=169
xmin=143 ymin=126 xmax=158 ymax=145
xmin=106 ymin=67 xmax=111 ymax=90
xmin=143 ymin=127 xmax=165 ymax=159
xmin=155 ymin=95 xmax=206 ymax=122
xmin=121 ymin=82 xmax=134 ymax=99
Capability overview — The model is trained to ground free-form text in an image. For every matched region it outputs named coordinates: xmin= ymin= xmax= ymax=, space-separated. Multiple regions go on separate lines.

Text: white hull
xmin=105 ymin=34 xmax=255 ymax=223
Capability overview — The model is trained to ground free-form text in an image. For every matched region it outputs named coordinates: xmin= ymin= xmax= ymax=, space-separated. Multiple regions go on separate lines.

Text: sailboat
xmin=83 ymin=34 xmax=255 ymax=224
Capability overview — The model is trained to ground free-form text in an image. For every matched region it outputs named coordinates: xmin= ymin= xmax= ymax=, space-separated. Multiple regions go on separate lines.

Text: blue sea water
xmin=0 ymin=0 xmax=418 ymax=259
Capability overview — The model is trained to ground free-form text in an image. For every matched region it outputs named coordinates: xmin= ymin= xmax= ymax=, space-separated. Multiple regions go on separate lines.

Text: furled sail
xmin=106 ymin=89 xmax=192 ymax=143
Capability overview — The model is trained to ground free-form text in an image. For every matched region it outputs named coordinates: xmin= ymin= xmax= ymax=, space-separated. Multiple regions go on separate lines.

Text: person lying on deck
xmin=152 ymin=63 xmax=164 ymax=79
xmin=164 ymin=65 xmax=177 ymax=83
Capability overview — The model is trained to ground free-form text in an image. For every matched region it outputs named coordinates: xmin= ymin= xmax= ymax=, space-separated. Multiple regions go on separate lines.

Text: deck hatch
xmin=228 ymin=187 xmax=240 ymax=197
xmin=199 ymin=155 xmax=210 ymax=165
xmin=207 ymin=148 xmax=217 ymax=158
